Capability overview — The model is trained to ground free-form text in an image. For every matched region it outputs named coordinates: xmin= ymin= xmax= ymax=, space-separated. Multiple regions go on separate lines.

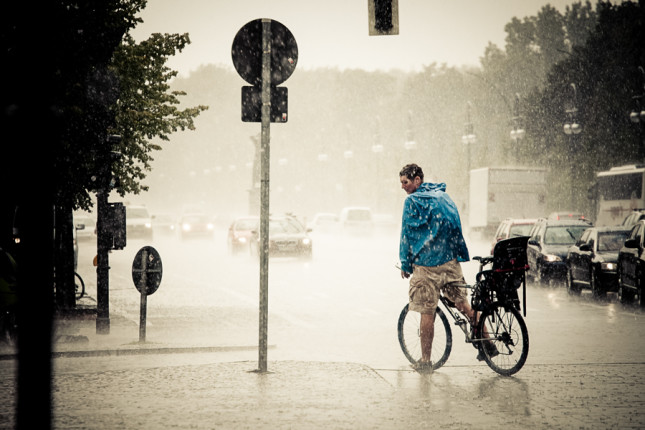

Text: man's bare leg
xmin=420 ymin=311 xmax=435 ymax=362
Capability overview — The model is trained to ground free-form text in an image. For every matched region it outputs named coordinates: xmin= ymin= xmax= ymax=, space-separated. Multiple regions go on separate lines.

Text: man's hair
xmin=399 ymin=164 xmax=424 ymax=182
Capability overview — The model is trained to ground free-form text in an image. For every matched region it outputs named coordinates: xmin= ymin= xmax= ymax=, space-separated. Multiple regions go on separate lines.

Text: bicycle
xmin=397 ymin=236 xmax=530 ymax=376
xmin=75 ymin=272 xmax=86 ymax=300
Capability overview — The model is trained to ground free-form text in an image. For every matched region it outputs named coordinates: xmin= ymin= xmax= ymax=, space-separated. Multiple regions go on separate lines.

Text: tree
xmin=525 ymin=0 xmax=644 ymax=215
xmin=105 ymin=33 xmax=208 ymax=200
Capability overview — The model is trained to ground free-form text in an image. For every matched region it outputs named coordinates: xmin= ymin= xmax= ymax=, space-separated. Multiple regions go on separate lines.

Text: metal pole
xmin=258 ymin=18 xmax=272 ymax=373
xmin=139 ymin=249 xmax=148 ymax=343
xmin=96 ymin=187 xmax=110 ymax=334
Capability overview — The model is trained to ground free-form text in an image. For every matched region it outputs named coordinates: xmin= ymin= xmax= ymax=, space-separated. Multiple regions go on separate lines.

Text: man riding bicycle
xmin=398 ymin=164 xmax=497 ymax=373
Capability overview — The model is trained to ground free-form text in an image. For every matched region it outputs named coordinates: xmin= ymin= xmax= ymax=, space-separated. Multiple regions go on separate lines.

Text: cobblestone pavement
xmin=1 ymin=356 xmax=644 ymax=429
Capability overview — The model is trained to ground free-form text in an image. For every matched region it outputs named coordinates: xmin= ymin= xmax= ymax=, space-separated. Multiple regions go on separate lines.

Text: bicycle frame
xmin=437 ymin=293 xmax=493 ymax=347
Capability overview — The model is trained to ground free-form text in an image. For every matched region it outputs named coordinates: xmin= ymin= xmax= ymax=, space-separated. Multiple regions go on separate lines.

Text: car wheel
xmin=535 ymin=264 xmax=544 ymax=285
xmin=590 ymin=270 xmax=605 ymax=299
xmin=566 ymin=269 xmax=580 ymax=295
xmin=618 ymin=279 xmax=635 ymax=304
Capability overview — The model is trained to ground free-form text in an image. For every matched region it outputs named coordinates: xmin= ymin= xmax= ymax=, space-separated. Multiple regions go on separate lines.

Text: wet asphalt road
xmin=0 ymin=228 xmax=644 ymax=428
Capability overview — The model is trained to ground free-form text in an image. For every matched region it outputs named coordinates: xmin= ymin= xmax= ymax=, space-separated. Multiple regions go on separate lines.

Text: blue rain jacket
xmin=399 ymin=182 xmax=469 ymax=273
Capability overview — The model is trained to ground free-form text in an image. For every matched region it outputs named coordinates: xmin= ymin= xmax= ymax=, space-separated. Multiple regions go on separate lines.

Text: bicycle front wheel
xmin=477 ymin=303 xmax=529 ymax=376
xmin=397 ymin=304 xmax=452 ymax=371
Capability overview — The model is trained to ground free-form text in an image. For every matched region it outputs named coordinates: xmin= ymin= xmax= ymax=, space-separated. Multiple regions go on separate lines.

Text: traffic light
xmin=368 ymin=0 xmax=399 ymax=36
xmin=107 ymin=202 xmax=126 ymax=250
xmin=108 ymin=151 xmax=122 ymax=189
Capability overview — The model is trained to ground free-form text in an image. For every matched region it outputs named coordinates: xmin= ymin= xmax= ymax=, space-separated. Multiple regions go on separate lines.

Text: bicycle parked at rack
xmin=398 ymin=236 xmax=530 ymax=376
xmin=75 ymin=272 xmax=86 ymax=300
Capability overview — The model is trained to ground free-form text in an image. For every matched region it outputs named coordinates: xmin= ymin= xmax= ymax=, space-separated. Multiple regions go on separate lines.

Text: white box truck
xmin=468 ymin=166 xmax=548 ymax=238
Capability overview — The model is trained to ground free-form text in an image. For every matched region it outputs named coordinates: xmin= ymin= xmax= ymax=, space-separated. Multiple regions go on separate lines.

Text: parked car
xmin=126 ymin=205 xmax=153 ymax=240
xmin=339 ymin=206 xmax=374 ymax=236
xmin=73 ymin=213 xmax=96 ymax=241
xmin=227 ymin=216 xmax=259 ymax=254
xmin=250 ymin=215 xmax=312 ymax=260
xmin=565 ymin=226 xmax=630 ymax=297
xmin=307 ymin=212 xmax=339 ymax=234
xmin=548 ymin=211 xmax=586 ymax=221
xmin=617 ymin=220 xmax=645 ymax=306
xmin=526 ymin=217 xmax=592 ymax=285
xmin=621 ymin=210 xmax=645 ymax=228
xmin=490 ymin=218 xmax=537 ymax=254
xmin=178 ymin=213 xmax=215 ymax=240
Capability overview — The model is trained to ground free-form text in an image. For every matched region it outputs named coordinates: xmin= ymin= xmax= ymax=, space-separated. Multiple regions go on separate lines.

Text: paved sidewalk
xmin=1 ymin=306 xmax=644 ymax=429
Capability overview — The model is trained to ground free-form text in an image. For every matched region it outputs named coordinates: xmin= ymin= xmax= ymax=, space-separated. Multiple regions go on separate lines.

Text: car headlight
xmin=182 ymin=223 xmax=191 ymax=232
xmin=301 ymin=238 xmax=311 ymax=245
xmin=207 ymin=223 xmax=214 ymax=230
xmin=543 ymin=254 xmax=561 ymax=262
xmin=145 ymin=222 xmax=152 ymax=228
xmin=238 ymin=237 xmax=247 ymax=243
xmin=601 ymin=262 xmax=617 ymax=271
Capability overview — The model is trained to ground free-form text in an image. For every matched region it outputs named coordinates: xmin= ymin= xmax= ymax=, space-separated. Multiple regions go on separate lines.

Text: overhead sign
xmin=368 ymin=0 xmax=399 ymax=36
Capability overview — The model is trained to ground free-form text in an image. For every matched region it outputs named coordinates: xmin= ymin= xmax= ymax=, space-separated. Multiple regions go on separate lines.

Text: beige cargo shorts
xmin=409 ymin=259 xmax=468 ymax=314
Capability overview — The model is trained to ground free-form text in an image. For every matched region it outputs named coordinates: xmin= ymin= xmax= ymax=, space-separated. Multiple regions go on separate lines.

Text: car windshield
xmin=509 ymin=224 xmax=533 ymax=237
xmin=597 ymin=231 xmax=629 ymax=252
xmin=544 ymin=226 xmax=588 ymax=245
xmin=269 ymin=218 xmax=304 ymax=234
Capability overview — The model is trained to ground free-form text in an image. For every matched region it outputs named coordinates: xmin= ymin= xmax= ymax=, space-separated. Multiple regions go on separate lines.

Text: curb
xmin=0 ymin=344 xmax=272 ymax=361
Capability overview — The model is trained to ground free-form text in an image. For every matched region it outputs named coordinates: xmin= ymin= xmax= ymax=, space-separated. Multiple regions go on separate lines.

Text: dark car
xmin=526 ymin=217 xmax=592 ymax=285
xmin=178 ymin=213 xmax=215 ymax=240
xmin=617 ymin=220 xmax=645 ymax=306
xmin=565 ymin=226 xmax=630 ymax=297
xmin=250 ymin=215 xmax=312 ymax=260
xmin=227 ymin=216 xmax=259 ymax=254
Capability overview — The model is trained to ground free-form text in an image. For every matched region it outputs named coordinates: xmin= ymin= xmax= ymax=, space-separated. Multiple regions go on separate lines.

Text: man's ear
xmin=414 ymin=176 xmax=422 ymax=186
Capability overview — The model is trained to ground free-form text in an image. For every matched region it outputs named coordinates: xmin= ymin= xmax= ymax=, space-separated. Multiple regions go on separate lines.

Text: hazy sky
xmin=132 ymin=0 xmax=583 ymax=76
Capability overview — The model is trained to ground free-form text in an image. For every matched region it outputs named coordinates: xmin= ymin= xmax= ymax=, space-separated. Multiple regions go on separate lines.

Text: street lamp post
xmin=462 ymin=102 xmax=476 ymax=219
xmin=510 ymin=93 xmax=526 ymax=161
xmin=629 ymin=66 xmax=645 ymax=157
xmin=563 ymin=83 xmax=582 ymax=208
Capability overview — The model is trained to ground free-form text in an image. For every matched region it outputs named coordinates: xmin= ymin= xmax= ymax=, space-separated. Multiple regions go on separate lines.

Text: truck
xmin=594 ymin=164 xmax=645 ymax=226
xmin=468 ymin=166 xmax=548 ymax=238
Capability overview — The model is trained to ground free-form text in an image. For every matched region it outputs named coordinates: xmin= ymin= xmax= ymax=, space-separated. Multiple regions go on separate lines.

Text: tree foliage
xmin=109 ymin=32 xmax=208 ymax=198
xmin=525 ymin=0 xmax=645 ymax=214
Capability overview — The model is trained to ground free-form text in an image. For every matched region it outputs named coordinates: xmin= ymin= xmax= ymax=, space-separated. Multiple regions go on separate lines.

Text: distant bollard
xmin=132 ymin=246 xmax=162 ymax=342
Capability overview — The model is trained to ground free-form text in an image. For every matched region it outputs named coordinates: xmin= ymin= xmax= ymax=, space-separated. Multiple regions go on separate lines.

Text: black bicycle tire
xmin=477 ymin=303 xmax=529 ymax=376
xmin=397 ymin=303 xmax=452 ymax=370
xmin=74 ymin=272 xmax=85 ymax=300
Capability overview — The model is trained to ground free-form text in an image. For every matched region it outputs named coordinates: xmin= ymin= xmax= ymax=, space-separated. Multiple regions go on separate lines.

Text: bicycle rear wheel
xmin=397 ymin=304 xmax=452 ymax=370
xmin=477 ymin=303 xmax=529 ymax=376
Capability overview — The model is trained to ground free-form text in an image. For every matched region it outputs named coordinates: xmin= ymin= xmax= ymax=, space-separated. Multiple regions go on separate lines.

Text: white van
xmin=339 ymin=207 xmax=374 ymax=235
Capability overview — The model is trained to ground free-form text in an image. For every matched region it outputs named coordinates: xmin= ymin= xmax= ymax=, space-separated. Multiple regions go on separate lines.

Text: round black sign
xmin=231 ymin=19 xmax=298 ymax=86
xmin=132 ymin=246 xmax=162 ymax=295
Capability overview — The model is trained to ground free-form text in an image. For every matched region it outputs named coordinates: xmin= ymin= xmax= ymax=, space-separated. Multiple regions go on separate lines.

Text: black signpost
xmin=132 ymin=246 xmax=162 ymax=343
xmin=232 ymin=19 xmax=297 ymax=373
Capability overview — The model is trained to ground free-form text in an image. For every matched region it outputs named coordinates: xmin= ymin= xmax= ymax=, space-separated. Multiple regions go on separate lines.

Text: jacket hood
xmin=417 ymin=182 xmax=447 ymax=194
